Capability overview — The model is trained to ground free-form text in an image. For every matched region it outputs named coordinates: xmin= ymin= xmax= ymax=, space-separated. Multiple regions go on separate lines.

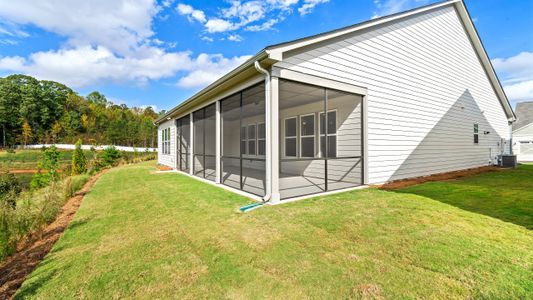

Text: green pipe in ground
xmin=239 ymin=202 xmax=264 ymax=212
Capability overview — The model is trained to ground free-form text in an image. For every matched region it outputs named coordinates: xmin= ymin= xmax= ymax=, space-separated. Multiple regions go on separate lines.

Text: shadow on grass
xmin=393 ymin=165 xmax=533 ymax=230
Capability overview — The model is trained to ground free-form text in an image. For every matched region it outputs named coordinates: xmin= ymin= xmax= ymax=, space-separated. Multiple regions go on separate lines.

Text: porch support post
xmin=189 ymin=112 xmax=194 ymax=176
xmin=269 ymin=76 xmax=281 ymax=203
xmin=362 ymin=95 xmax=369 ymax=185
xmin=215 ymin=100 xmax=221 ymax=184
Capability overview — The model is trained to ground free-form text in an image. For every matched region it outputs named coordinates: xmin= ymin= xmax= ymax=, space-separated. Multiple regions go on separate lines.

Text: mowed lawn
xmin=16 ymin=162 xmax=533 ymax=299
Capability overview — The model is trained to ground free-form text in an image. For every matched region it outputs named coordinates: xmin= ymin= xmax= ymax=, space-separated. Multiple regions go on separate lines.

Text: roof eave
xmin=155 ymin=49 xmax=270 ymax=124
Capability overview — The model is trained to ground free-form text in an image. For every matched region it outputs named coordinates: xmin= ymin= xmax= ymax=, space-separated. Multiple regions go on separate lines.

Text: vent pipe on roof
xmin=254 ymin=61 xmax=272 ymax=204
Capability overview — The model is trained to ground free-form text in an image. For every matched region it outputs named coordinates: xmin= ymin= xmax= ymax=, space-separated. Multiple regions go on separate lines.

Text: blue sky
xmin=0 ymin=0 xmax=531 ymax=112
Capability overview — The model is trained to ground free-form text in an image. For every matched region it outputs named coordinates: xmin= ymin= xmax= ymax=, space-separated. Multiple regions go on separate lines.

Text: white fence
xmin=24 ymin=144 xmax=156 ymax=152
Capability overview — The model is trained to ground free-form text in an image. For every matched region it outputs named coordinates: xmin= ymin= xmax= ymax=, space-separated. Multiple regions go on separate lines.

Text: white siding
xmin=275 ymin=5 xmax=511 ymax=184
xmin=157 ymin=119 xmax=177 ymax=168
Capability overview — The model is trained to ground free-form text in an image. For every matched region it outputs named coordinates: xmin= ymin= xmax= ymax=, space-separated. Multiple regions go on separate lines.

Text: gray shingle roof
xmin=513 ymin=101 xmax=533 ymax=131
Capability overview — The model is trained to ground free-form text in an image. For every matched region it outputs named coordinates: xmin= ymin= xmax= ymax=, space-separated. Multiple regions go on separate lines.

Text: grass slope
xmin=16 ymin=162 xmax=533 ymax=299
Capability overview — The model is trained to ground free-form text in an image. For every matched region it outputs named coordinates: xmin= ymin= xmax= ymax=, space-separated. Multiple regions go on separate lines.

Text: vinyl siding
xmin=157 ymin=119 xmax=177 ymax=168
xmin=275 ymin=5 xmax=510 ymax=184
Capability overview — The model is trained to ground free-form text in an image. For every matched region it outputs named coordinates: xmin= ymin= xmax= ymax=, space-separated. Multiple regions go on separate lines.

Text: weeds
xmin=0 ymin=175 xmax=90 ymax=260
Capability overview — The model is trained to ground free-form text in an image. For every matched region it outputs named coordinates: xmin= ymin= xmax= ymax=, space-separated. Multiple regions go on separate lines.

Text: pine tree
xmin=71 ymin=139 xmax=87 ymax=175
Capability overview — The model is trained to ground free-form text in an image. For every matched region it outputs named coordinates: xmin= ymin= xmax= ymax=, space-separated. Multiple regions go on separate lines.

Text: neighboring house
xmin=513 ymin=102 xmax=533 ymax=162
xmin=155 ymin=0 xmax=516 ymax=203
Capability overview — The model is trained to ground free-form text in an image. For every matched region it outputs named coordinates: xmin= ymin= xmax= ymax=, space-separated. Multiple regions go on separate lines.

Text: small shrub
xmin=6 ymin=148 xmax=15 ymax=154
xmin=30 ymin=146 xmax=61 ymax=189
xmin=0 ymin=172 xmax=21 ymax=208
xmin=30 ymin=171 xmax=51 ymax=190
xmin=97 ymin=146 xmax=121 ymax=167
xmin=71 ymin=139 xmax=87 ymax=175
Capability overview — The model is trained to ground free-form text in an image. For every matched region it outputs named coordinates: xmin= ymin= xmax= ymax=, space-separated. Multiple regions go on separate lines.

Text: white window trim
xmin=247 ymin=124 xmax=257 ymax=156
xmin=240 ymin=122 xmax=267 ymax=158
xmin=319 ymin=110 xmax=338 ymax=158
xmin=299 ymin=113 xmax=316 ymax=158
xmin=474 ymin=123 xmax=479 ymax=144
xmin=162 ymin=127 xmax=171 ymax=155
xmin=283 ymin=116 xmax=298 ymax=158
xmin=241 ymin=126 xmax=247 ymax=156
xmin=257 ymin=122 xmax=266 ymax=157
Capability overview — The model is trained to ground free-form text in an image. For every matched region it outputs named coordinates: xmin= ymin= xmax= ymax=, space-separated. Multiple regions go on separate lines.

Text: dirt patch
xmin=156 ymin=164 xmax=173 ymax=171
xmin=0 ymin=170 xmax=107 ymax=300
xmin=376 ymin=166 xmax=499 ymax=190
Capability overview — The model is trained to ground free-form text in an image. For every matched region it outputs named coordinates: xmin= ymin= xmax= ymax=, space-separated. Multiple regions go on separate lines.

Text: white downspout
xmin=254 ymin=61 xmax=271 ymax=202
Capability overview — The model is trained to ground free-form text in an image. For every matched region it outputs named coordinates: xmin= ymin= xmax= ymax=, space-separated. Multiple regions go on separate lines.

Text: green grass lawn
xmin=398 ymin=164 xmax=533 ymax=230
xmin=15 ymin=162 xmax=533 ymax=299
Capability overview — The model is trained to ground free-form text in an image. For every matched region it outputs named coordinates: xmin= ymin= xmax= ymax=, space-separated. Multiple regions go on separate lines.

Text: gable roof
xmin=513 ymin=101 xmax=533 ymax=131
xmin=156 ymin=0 xmax=515 ymax=124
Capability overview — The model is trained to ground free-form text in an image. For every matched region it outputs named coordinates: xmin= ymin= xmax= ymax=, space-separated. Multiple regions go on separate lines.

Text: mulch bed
xmin=376 ymin=166 xmax=499 ymax=189
xmin=0 ymin=170 xmax=106 ymax=300
xmin=156 ymin=164 xmax=173 ymax=171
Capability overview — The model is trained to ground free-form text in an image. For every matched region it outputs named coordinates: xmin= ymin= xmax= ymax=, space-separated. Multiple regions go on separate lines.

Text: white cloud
xmin=372 ymin=0 xmax=430 ymax=19
xmin=492 ymin=52 xmax=533 ymax=102
xmin=176 ymin=0 xmax=326 ymax=34
xmin=298 ymin=0 xmax=329 ymax=15
xmin=222 ymin=1 xmax=266 ymax=25
xmin=201 ymin=36 xmax=214 ymax=42
xmin=176 ymin=53 xmax=252 ymax=88
xmin=205 ymin=18 xmax=237 ymax=33
xmin=246 ymin=18 xmax=279 ymax=31
xmin=0 ymin=46 xmax=250 ymax=89
xmin=176 ymin=3 xmax=206 ymax=23
xmin=228 ymin=34 xmax=243 ymax=42
xmin=0 ymin=0 xmax=159 ymax=56
xmin=0 ymin=0 xmax=255 ymax=90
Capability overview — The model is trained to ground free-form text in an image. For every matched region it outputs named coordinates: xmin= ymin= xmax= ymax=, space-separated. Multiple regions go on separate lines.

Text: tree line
xmin=0 ymin=74 xmax=160 ymax=148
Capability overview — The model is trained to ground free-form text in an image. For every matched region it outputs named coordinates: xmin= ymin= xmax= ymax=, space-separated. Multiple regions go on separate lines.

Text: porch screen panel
xmin=193 ymin=110 xmax=204 ymax=177
xmin=278 ymin=79 xmax=363 ymax=200
xmin=241 ymin=83 xmax=266 ymax=196
xmin=325 ymin=89 xmax=363 ymax=191
xmin=204 ymin=104 xmax=216 ymax=181
xmin=193 ymin=103 xmax=216 ymax=181
xmin=176 ymin=115 xmax=190 ymax=172
xmin=279 ymin=80 xmax=326 ymax=199
xmin=221 ymin=93 xmax=241 ymax=190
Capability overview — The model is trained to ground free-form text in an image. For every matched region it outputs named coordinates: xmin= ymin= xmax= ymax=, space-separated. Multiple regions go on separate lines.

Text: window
xmin=162 ymin=127 xmax=171 ymax=155
xmin=474 ymin=123 xmax=479 ymax=144
xmin=258 ymin=123 xmax=266 ymax=156
xmin=320 ymin=111 xmax=337 ymax=158
xmin=300 ymin=114 xmax=315 ymax=158
xmin=285 ymin=117 xmax=297 ymax=157
xmin=248 ymin=124 xmax=256 ymax=155
xmin=241 ymin=126 xmax=247 ymax=155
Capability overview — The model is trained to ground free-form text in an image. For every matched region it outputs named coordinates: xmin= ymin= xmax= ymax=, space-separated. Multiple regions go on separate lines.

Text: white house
xmin=155 ymin=0 xmax=516 ymax=203
xmin=512 ymin=102 xmax=533 ymax=162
